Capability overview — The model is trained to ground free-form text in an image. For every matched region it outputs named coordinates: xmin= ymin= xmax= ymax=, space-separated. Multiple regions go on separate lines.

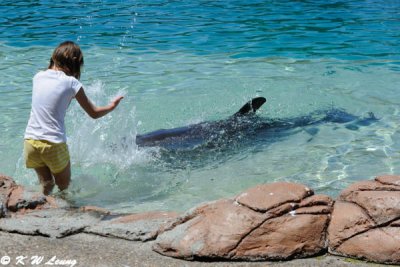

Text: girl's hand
xmin=110 ymin=96 xmax=124 ymax=110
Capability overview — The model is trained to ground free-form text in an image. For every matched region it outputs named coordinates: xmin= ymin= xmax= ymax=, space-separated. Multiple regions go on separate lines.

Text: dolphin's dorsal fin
xmin=234 ymin=97 xmax=266 ymax=116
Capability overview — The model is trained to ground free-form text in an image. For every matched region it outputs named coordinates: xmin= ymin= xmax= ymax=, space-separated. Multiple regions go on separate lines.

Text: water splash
xmin=66 ymin=81 xmax=159 ymax=198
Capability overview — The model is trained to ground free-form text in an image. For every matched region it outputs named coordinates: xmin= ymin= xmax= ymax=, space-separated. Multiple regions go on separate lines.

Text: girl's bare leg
xmin=34 ymin=166 xmax=55 ymax=195
xmin=53 ymin=161 xmax=71 ymax=192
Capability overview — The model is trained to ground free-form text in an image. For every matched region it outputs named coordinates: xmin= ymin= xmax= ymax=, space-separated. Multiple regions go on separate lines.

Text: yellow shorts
xmin=24 ymin=139 xmax=70 ymax=174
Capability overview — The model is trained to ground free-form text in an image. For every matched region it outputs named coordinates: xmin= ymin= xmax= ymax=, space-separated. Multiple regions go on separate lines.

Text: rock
xmin=335 ymin=227 xmax=400 ymax=264
xmin=153 ymin=182 xmax=332 ymax=261
xmin=79 ymin=205 xmax=111 ymax=215
xmin=0 ymin=174 xmax=16 ymax=216
xmin=233 ymin=213 xmax=329 ymax=260
xmin=376 ymin=175 xmax=400 ymax=186
xmin=339 ymin=180 xmax=399 ymax=200
xmin=344 ymin=190 xmax=400 ymax=225
xmin=0 ymin=179 xmax=101 ymax=238
xmin=86 ymin=211 xmax=179 ymax=241
xmin=4 ymin=171 xmax=399 ymax=265
xmin=298 ymin=194 xmax=333 ymax=207
xmin=327 ymin=201 xmax=374 ymax=249
xmin=0 ymin=175 xmax=16 ymax=196
xmin=235 ymin=182 xmax=313 ymax=212
xmin=6 ymin=185 xmax=69 ymax=213
xmin=0 ymin=203 xmax=5 ymax=218
xmin=154 ymin=199 xmax=266 ymax=259
xmin=328 ymin=175 xmax=400 ymax=264
xmin=0 ymin=208 xmax=102 ymax=238
xmin=44 ymin=194 xmax=70 ymax=209
xmin=7 ymin=185 xmax=47 ymax=212
xmin=392 ymin=219 xmax=400 ymax=227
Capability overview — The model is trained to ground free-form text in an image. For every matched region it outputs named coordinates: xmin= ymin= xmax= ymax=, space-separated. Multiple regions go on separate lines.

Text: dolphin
xmin=135 ymin=97 xmax=267 ymax=149
xmin=135 ymin=97 xmax=377 ymax=151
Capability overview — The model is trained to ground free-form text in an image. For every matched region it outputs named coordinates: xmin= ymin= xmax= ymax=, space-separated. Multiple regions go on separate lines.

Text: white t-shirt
xmin=24 ymin=69 xmax=82 ymax=143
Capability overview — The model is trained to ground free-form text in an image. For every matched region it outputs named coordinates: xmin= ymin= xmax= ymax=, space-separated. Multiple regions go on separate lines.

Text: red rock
xmin=391 ymin=219 xmax=400 ymax=227
xmin=235 ymin=182 xmax=313 ymax=212
xmin=0 ymin=175 xmax=15 ymax=191
xmin=299 ymin=194 xmax=334 ymax=207
xmin=154 ymin=183 xmax=332 ymax=261
xmin=295 ymin=205 xmax=331 ymax=215
xmin=295 ymin=194 xmax=334 ymax=215
xmin=335 ymin=227 xmax=400 ymax=264
xmin=328 ymin=201 xmax=374 ymax=249
xmin=0 ymin=174 xmax=16 ymax=208
xmin=344 ymin=191 xmax=400 ymax=225
xmin=329 ymin=176 xmax=400 ymax=265
xmin=233 ymin=214 xmax=329 ymax=260
xmin=263 ymin=202 xmax=297 ymax=219
xmin=375 ymin=175 xmax=400 ymax=186
xmin=0 ymin=175 xmax=16 ymax=214
xmin=339 ymin=180 xmax=399 ymax=200
xmin=154 ymin=199 xmax=266 ymax=259
xmin=7 ymin=185 xmax=47 ymax=212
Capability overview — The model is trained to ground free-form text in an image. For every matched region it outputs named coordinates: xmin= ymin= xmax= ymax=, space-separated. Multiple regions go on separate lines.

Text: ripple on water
xmin=1 ymin=0 xmax=400 ymax=212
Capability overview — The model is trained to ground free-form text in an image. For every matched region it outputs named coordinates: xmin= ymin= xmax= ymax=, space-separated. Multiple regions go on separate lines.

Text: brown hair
xmin=48 ymin=41 xmax=84 ymax=79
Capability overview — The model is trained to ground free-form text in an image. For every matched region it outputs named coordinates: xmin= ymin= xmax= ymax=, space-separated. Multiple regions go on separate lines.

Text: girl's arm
xmin=75 ymin=87 xmax=124 ymax=119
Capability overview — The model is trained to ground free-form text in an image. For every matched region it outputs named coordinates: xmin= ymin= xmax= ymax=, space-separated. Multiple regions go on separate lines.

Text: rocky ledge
xmin=0 ymin=174 xmax=399 ymax=265
xmin=328 ymin=175 xmax=400 ymax=264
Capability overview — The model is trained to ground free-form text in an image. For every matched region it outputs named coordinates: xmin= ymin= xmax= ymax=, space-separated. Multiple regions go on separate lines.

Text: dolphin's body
xmin=136 ymin=97 xmax=267 ymax=149
xmin=135 ymin=97 xmax=377 ymax=150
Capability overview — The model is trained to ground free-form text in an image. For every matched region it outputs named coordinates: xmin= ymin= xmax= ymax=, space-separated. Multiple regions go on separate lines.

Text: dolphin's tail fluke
xmin=234 ymin=97 xmax=266 ymax=116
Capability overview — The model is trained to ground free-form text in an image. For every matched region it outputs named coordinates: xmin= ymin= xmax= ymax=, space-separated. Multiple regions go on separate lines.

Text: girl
xmin=24 ymin=41 xmax=123 ymax=195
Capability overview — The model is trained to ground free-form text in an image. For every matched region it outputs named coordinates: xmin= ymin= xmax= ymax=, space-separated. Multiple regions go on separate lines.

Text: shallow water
xmin=1 ymin=0 xmax=400 ymax=212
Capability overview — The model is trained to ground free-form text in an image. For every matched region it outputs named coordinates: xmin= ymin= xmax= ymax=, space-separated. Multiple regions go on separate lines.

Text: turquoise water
xmin=1 ymin=1 xmax=400 ymax=212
